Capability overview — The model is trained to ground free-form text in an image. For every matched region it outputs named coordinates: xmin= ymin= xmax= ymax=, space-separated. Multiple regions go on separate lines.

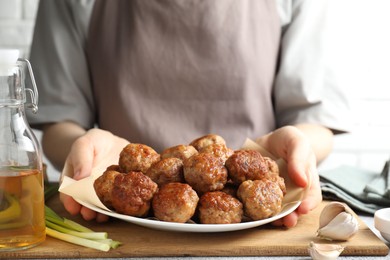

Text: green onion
xmin=45 ymin=227 xmax=111 ymax=252
xmin=44 ymin=182 xmax=121 ymax=251
xmin=45 ymin=219 xmax=107 ymax=240
xmin=94 ymin=238 xmax=122 ymax=249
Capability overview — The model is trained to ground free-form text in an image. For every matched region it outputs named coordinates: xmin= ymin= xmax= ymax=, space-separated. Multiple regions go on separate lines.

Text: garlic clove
xmin=317 ymin=201 xmax=359 ymax=241
xmin=308 ymin=241 xmax=344 ymax=260
xmin=319 ymin=201 xmax=354 ymax=229
xmin=317 ymin=211 xmax=359 ymax=241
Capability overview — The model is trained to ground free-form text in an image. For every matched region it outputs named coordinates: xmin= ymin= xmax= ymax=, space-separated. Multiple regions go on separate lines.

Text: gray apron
xmin=86 ymin=0 xmax=280 ymax=152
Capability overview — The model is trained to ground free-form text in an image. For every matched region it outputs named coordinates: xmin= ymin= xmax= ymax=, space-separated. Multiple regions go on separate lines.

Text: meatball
xmin=198 ymin=143 xmax=234 ymax=164
xmin=160 ymin=144 xmax=198 ymax=161
xmin=93 ymin=167 xmax=122 ymax=209
xmin=198 ymin=191 xmax=243 ymax=224
xmin=119 ymin=143 xmax=160 ymax=173
xmin=152 ymin=182 xmax=199 ymax=223
xmin=225 ymin=150 xmax=278 ymax=185
xmin=189 ymin=134 xmax=226 ymax=151
xmin=145 ymin=157 xmax=184 ymax=187
xmin=183 ymin=153 xmax=228 ymax=194
xmin=237 ymin=179 xmax=284 ymax=220
xmin=111 ymin=171 xmax=158 ymax=217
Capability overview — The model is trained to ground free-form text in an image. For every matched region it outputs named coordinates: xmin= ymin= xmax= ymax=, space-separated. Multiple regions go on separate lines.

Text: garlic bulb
xmin=308 ymin=241 xmax=344 ymax=260
xmin=317 ymin=202 xmax=359 ymax=241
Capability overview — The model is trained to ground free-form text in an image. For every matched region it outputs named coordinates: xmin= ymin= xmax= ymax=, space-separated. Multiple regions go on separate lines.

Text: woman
xmin=28 ymin=0 xmax=351 ymax=227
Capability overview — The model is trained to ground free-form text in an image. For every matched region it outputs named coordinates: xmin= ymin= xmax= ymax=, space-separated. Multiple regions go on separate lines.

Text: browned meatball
xmin=111 ymin=171 xmax=158 ymax=217
xmin=119 ymin=143 xmax=160 ymax=173
xmin=145 ymin=157 xmax=184 ymax=187
xmin=237 ymin=179 xmax=283 ymax=220
xmin=93 ymin=168 xmax=122 ymax=209
xmin=160 ymin=144 xmax=198 ymax=161
xmin=183 ymin=153 xmax=228 ymax=194
xmin=198 ymin=191 xmax=243 ymax=224
xmin=226 ymin=150 xmax=278 ymax=185
xmin=189 ymin=134 xmax=226 ymax=151
xmin=152 ymin=182 xmax=199 ymax=223
xmin=198 ymin=143 xmax=234 ymax=164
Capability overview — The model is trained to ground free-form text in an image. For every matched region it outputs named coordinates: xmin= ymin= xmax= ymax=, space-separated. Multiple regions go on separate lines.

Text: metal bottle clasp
xmin=18 ymin=58 xmax=39 ymax=113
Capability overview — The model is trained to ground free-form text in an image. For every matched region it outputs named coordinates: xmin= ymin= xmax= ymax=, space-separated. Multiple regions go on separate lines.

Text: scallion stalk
xmin=45 ymin=220 xmax=107 ymax=240
xmin=44 ymin=182 xmax=121 ymax=251
xmin=45 ymin=227 xmax=111 ymax=252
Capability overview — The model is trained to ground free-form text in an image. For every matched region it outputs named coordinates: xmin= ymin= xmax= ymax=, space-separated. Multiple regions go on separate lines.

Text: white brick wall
xmin=0 ymin=0 xmax=38 ymax=57
xmin=0 ymin=0 xmax=57 ymax=180
xmin=319 ymin=0 xmax=390 ymax=173
xmin=1 ymin=0 xmax=390 ymax=180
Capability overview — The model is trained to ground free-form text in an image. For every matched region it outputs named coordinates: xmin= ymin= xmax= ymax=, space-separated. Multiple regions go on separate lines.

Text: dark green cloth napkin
xmin=319 ymin=161 xmax=390 ymax=215
xmin=364 ymin=160 xmax=390 ymax=200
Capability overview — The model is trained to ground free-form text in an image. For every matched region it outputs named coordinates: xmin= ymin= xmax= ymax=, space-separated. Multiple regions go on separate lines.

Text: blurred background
xmin=0 ymin=0 xmax=390 ymax=180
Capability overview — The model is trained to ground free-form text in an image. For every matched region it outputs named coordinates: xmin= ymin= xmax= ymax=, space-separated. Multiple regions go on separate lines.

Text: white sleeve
xmin=27 ymin=0 xmax=96 ymax=129
xmin=274 ymin=0 xmax=352 ymax=133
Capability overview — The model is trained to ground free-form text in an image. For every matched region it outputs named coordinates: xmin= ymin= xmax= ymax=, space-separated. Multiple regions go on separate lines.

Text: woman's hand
xmin=59 ymin=128 xmax=129 ymax=222
xmin=256 ymin=124 xmax=333 ymax=227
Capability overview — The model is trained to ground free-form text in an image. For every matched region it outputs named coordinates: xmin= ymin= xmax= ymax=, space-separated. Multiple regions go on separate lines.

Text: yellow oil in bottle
xmin=0 ymin=169 xmax=45 ymax=251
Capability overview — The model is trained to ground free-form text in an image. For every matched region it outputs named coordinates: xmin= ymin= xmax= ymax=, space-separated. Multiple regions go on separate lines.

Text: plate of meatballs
xmin=86 ymin=134 xmax=303 ymax=232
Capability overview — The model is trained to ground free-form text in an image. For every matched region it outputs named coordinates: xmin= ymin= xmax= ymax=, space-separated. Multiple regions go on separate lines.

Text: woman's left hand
xmin=256 ymin=125 xmax=329 ymax=227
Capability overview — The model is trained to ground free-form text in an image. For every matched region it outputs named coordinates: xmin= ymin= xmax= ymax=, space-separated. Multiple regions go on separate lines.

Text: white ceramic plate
xmin=76 ymin=198 xmax=301 ymax=233
xmin=63 ymin=139 xmax=305 ymax=233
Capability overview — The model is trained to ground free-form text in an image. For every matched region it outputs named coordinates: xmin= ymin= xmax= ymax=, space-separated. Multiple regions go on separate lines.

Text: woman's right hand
xmin=59 ymin=128 xmax=129 ymax=222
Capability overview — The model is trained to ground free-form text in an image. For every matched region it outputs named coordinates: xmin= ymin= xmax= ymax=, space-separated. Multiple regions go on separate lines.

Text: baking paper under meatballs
xmin=59 ymin=138 xmax=306 ymax=223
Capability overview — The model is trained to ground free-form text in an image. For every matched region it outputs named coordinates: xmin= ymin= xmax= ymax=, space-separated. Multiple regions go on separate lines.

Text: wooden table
xmin=3 ymin=195 xmax=389 ymax=259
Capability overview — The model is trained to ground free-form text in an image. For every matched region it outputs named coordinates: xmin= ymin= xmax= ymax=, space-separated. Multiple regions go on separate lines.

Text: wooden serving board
xmin=4 ymin=195 xmax=389 ymax=259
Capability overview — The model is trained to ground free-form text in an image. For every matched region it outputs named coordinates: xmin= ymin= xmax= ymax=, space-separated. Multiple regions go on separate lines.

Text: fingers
xmin=282 ymin=212 xmax=300 ymax=228
xmin=285 ymin=136 xmax=320 ymax=225
xmin=264 ymin=126 xmax=322 ymax=228
xmin=297 ymin=171 xmax=322 ymax=215
xmin=271 ymin=212 xmax=299 ymax=228
xmin=285 ymin=136 xmax=315 ymax=189
xmin=59 ymin=137 xmax=97 ymax=220
xmin=60 ymin=193 xmax=110 ymax=222
xmin=60 ymin=193 xmax=82 ymax=215
xmin=96 ymin=213 xmax=110 ymax=223
xmin=278 ymin=183 xmax=321 ymax=228
xmin=261 ymin=126 xmax=313 ymax=188
xmin=59 ymin=130 xmax=128 ymax=222
xmin=66 ymin=129 xmax=129 ymax=180
xmin=80 ymin=206 xmax=97 ymax=221
xmin=286 ymin=158 xmax=308 ymax=188
xmin=271 ymin=218 xmax=284 ymax=227
xmin=67 ymin=137 xmax=95 ymax=180
xmin=273 ymin=169 xmax=322 ymax=228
